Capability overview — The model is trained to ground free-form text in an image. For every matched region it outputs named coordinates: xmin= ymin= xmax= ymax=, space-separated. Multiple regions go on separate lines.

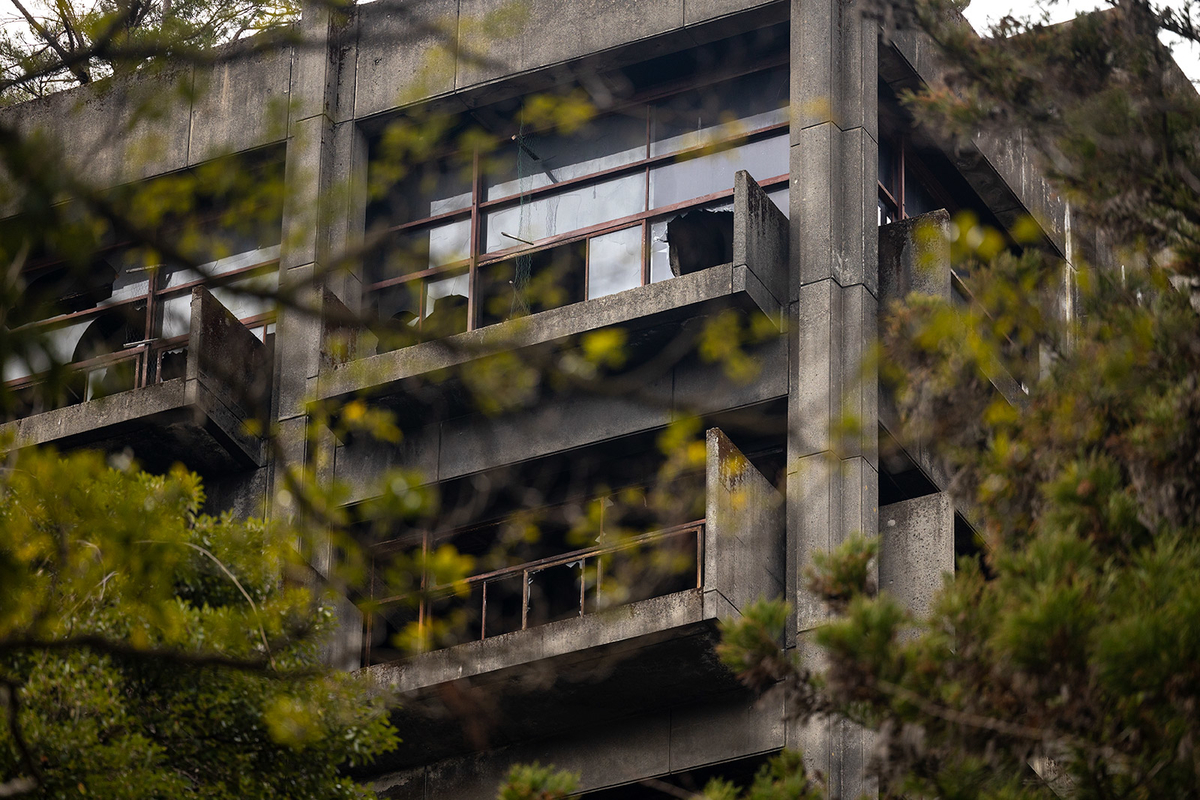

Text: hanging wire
xmin=511 ymin=120 xmax=533 ymax=318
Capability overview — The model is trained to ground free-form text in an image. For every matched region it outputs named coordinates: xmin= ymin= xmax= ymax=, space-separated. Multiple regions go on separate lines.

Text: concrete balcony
xmin=317 ymin=171 xmax=788 ymax=410
xmin=0 ymin=286 xmax=271 ymax=474
xmin=362 ymin=427 xmax=784 ymax=769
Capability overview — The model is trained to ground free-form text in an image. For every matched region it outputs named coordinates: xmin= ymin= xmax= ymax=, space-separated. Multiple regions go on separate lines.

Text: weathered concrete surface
xmin=881 ymin=33 xmax=1068 ymax=257
xmin=189 ymin=43 xmax=292 ymax=163
xmin=705 ymin=428 xmax=786 ymax=617
xmin=789 ymin=0 xmax=879 ymax=793
xmin=880 ymin=493 xmax=954 ymax=620
xmin=332 ymin=346 xmax=787 ymax=506
xmin=370 ymin=591 xmax=708 ymax=695
xmin=318 ymin=261 xmax=782 ymax=406
xmin=735 ymin=170 xmax=789 ymax=312
xmin=353 ymin=0 xmax=459 ymax=117
xmin=879 ymin=209 xmax=952 ymax=304
xmin=455 ymin=0 xmax=684 ymax=89
xmin=0 ymin=67 xmax=194 ymax=193
xmin=371 ymin=687 xmax=784 ymax=799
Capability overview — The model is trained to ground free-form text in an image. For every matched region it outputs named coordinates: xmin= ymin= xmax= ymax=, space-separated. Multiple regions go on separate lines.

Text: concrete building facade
xmin=0 ymin=0 xmax=1076 ymax=796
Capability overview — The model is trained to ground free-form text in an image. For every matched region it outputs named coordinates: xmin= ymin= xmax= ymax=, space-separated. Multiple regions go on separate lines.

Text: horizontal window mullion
xmin=366 ymin=261 xmax=470 ymax=293
xmin=477 ymin=123 xmax=789 ymax=213
xmin=475 ymin=172 xmax=787 ymax=265
xmin=379 ymin=206 xmax=473 ymax=236
xmin=155 ymin=259 xmax=280 ymax=298
xmin=13 ymin=295 xmax=149 ymax=333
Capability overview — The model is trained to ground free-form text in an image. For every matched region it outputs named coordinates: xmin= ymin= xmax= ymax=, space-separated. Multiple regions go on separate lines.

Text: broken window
xmin=366 ymin=56 xmax=790 ymax=346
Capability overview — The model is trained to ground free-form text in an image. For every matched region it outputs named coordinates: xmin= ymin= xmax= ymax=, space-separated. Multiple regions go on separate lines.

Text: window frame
xmin=366 ymin=62 xmax=792 ymax=336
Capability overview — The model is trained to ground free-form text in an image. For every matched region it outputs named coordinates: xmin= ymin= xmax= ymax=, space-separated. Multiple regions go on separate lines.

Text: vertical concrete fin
xmin=734 ymin=170 xmax=790 ymax=309
xmin=322 ymin=286 xmax=378 ymax=371
xmin=879 ymin=493 xmax=954 ymax=621
xmin=878 ymin=208 xmax=951 ymax=306
xmin=704 ymin=427 xmax=786 ymax=618
xmin=188 ymin=285 xmax=270 ymax=418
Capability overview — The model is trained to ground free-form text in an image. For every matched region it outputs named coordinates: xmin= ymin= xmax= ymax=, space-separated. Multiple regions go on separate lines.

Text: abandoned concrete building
xmin=0 ymin=0 xmax=1079 ymax=796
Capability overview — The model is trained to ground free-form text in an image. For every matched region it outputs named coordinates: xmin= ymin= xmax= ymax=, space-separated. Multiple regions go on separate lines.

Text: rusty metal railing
xmin=365 ymin=520 xmax=704 ymax=662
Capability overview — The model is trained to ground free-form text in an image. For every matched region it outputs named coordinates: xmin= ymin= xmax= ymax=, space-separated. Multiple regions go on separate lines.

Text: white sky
xmin=962 ymin=0 xmax=1200 ymax=80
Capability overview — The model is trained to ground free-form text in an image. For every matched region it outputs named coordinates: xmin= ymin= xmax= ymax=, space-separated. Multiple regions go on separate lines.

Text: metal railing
xmin=366 ymin=520 xmax=704 ymax=660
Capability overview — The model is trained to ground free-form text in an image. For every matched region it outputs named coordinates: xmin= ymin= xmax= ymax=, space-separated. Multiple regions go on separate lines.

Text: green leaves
xmin=0 ymin=446 xmax=398 ymax=798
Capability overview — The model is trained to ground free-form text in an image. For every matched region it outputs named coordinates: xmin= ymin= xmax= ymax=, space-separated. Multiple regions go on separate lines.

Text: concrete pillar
xmin=270 ymin=3 xmax=350 ymax=567
xmin=787 ymin=0 xmax=879 ymax=794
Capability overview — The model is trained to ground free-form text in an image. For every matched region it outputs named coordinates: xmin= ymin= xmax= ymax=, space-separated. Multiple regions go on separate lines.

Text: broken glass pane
xmin=484 ymin=173 xmax=645 ymax=253
xmin=649 ymin=134 xmax=788 ymax=211
xmin=486 ymin=111 xmax=648 ymax=201
xmin=587 ymin=226 xmax=642 ymax=299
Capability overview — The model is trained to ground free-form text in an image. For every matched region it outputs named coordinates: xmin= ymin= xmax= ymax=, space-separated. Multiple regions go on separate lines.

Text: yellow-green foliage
xmin=0 ymin=447 xmax=397 ymax=798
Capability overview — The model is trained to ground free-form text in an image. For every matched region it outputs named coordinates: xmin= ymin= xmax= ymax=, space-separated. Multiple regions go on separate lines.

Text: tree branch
xmin=0 ymin=676 xmax=41 ymax=797
xmin=0 ymin=635 xmax=318 ymax=675
xmin=8 ymin=0 xmax=90 ymax=85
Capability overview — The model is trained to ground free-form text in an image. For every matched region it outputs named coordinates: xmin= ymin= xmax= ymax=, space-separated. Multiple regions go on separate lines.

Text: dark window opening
xmin=356 ymin=429 xmax=719 ymax=664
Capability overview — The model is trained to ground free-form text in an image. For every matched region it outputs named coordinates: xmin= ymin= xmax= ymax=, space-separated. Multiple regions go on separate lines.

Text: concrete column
xmin=270 ymin=3 xmax=348 ymax=550
xmin=787 ymin=0 xmax=879 ymax=794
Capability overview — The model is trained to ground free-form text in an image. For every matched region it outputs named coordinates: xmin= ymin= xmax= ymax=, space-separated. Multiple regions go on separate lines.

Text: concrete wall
xmin=0 ymin=1 xmax=1069 ymax=795
xmin=371 ymin=689 xmax=785 ymax=800
xmin=0 ymin=42 xmax=293 ymax=193
xmin=879 ymin=493 xmax=954 ymax=620
xmin=705 ymin=427 xmax=785 ymax=617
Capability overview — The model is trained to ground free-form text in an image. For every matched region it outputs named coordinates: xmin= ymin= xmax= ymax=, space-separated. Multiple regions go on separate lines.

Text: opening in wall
xmin=0 ymin=148 xmax=284 ymax=420
xmin=365 ymin=37 xmax=791 ymax=350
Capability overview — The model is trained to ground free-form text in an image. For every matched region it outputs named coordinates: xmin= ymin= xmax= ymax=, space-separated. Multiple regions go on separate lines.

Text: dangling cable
xmin=511 ymin=119 xmax=532 ymax=318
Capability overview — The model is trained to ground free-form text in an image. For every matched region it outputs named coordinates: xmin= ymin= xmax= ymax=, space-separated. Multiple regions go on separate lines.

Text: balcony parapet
xmin=0 ymin=286 xmax=270 ymax=474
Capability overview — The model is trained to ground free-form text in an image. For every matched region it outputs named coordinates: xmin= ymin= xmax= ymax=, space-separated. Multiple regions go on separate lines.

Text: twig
xmin=8 ymin=0 xmax=90 ymax=85
xmin=0 ymin=675 xmax=42 ymax=796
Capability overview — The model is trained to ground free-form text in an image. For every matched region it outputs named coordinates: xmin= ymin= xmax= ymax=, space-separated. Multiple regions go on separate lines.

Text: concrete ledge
xmin=363 ymin=591 xmax=744 ymax=770
xmin=318 ymin=261 xmax=777 ymax=405
xmin=369 ymin=589 xmax=708 ymax=695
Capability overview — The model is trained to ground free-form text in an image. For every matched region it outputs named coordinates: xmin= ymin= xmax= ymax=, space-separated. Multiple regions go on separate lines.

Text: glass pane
xmin=767 ymin=186 xmax=790 ymax=218
xmin=649 ymin=134 xmax=788 ymax=211
xmin=161 ymin=294 xmax=191 ymax=339
xmin=478 ymin=241 xmax=586 ymax=327
xmin=904 ymin=165 xmax=940 ymax=218
xmin=485 ymin=111 xmax=647 ymax=200
xmin=587 ymin=226 xmax=643 ymax=299
xmin=211 ymin=269 xmax=277 ymax=323
xmin=84 ymin=357 xmax=137 ymax=401
xmin=650 ymin=66 xmax=789 ymax=157
xmin=649 ymin=219 xmax=672 ymax=284
xmin=367 ymin=220 xmax=471 ymax=285
xmin=370 ymin=155 xmax=474 ymax=225
xmin=162 ymin=244 xmax=281 ymax=289
xmin=372 ymin=280 xmax=422 ymax=326
xmin=484 ymin=173 xmax=645 ymax=254
xmin=879 ymin=138 xmax=899 ymax=195
xmin=422 ymin=272 xmax=470 ymax=337
xmin=428 ymin=584 xmax=484 ymax=648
